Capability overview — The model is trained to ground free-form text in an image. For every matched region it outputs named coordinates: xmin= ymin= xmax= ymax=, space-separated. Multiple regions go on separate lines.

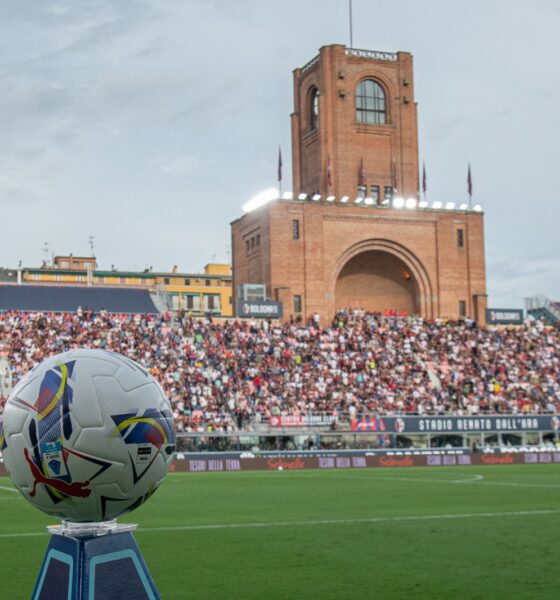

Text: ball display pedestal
xmin=32 ymin=521 xmax=161 ymax=600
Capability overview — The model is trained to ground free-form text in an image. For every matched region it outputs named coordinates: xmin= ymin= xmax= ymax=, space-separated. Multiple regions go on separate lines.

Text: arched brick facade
xmin=330 ymin=239 xmax=434 ymax=317
xmin=232 ymin=200 xmax=486 ymax=322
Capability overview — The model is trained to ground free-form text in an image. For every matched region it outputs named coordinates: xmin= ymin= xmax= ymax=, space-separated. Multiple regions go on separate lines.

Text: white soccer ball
xmin=0 ymin=349 xmax=175 ymax=522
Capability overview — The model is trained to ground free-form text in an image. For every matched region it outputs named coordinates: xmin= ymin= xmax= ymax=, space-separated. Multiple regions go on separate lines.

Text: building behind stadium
xmin=0 ymin=257 xmax=233 ymax=317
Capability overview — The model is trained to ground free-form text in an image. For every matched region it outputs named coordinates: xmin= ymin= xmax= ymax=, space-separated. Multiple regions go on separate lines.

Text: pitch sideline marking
xmin=320 ymin=474 xmax=560 ymax=489
xmin=133 ymin=508 xmax=560 ymax=533
xmin=451 ymin=474 xmax=484 ymax=483
xmin=2 ymin=508 xmax=559 ymax=539
xmin=0 ymin=485 xmax=18 ymax=494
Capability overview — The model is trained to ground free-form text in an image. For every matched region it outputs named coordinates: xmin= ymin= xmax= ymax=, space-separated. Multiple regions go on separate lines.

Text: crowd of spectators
xmin=0 ymin=309 xmax=559 ymax=432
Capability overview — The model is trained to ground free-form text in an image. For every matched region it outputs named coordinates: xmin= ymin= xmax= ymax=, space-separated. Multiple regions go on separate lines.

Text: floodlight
xmin=405 ymin=198 xmax=417 ymax=209
xmin=473 ymin=204 xmax=483 ymax=212
xmin=326 ymin=195 xmax=335 ymax=202
xmin=393 ymin=197 xmax=405 ymax=209
xmin=354 ymin=196 xmax=364 ymax=204
xmin=242 ymin=188 xmax=278 ymax=213
xmin=459 ymin=203 xmax=468 ymax=210
xmin=312 ymin=193 xmax=321 ymax=201
xmin=432 ymin=201 xmax=443 ymax=209
xmin=364 ymin=197 xmax=374 ymax=205
xmin=445 ymin=202 xmax=456 ymax=210
xmin=418 ymin=201 xmax=429 ymax=209
xmin=282 ymin=191 xmax=293 ymax=200
xmin=340 ymin=196 xmax=349 ymax=203
xmin=298 ymin=192 xmax=308 ymax=200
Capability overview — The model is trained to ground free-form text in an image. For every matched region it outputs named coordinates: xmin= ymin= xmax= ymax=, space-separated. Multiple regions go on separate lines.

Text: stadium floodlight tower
xmin=1 ymin=349 xmax=176 ymax=599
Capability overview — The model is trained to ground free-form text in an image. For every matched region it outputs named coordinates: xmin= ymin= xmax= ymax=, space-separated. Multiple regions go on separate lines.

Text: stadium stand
xmin=0 ymin=284 xmax=158 ymax=314
xmin=0 ymin=309 xmax=559 ymax=433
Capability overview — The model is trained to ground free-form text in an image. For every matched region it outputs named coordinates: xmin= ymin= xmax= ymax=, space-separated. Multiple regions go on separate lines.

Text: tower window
xmin=292 ymin=219 xmax=300 ymax=240
xmin=294 ymin=295 xmax=302 ymax=313
xmin=371 ymin=185 xmax=380 ymax=204
xmin=356 ymin=79 xmax=386 ymax=125
xmin=459 ymin=300 xmax=466 ymax=317
xmin=383 ymin=186 xmax=394 ymax=205
xmin=310 ymin=87 xmax=319 ymax=130
xmin=457 ymin=228 xmax=464 ymax=248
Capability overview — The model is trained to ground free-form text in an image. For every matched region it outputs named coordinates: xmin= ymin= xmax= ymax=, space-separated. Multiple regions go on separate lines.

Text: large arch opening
xmin=334 ymin=249 xmax=420 ymax=314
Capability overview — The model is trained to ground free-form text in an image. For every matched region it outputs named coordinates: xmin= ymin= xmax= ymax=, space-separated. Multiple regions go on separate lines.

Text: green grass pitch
xmin=1 ymin=466 xmax=560 ymax=599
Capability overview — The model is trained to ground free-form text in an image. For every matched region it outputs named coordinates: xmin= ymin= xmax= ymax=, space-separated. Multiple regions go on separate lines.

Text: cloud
xmin=151 ymin=154 xmax=202 ymax=177
xmin=487 ymin=254 xmax=559 ymax=307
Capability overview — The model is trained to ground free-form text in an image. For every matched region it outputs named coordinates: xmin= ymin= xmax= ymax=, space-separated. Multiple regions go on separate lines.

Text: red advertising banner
xmin=268 ymin=415 xmax=334 ymax=427
xmin=169 ymin=451 xmax=560 ymax=473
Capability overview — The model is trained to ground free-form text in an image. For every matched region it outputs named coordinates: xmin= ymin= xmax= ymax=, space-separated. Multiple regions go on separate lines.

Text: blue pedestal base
xmin=32 ymin=530 xmax=160 ymax=600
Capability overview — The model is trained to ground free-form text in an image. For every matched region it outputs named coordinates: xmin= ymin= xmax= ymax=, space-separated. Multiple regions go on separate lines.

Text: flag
xmin=358 ymin=157 xmax=365 ymax=187
xmin=277 ymin=146 xmax=282 ymax=182
xmin=467 ymin=163 xmax=472 ymax=196
xmin=422 ymin=161 xmax=427 ymax=194
xmin=327 ymin=155 xmax=332 ymax=187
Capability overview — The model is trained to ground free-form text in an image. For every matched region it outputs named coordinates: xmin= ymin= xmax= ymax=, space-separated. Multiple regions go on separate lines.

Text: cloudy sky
xmin=1 ymin=0 xmax=558 ymax=308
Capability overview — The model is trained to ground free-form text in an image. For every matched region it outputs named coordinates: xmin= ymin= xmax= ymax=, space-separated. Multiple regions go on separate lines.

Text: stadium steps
xmin=149 ymin=286 xmax=173 ymax=314
xmin=0 ymin=356 xmax=12 ymax=396
xmin=525 ymin=295 xmax=560 ymax=325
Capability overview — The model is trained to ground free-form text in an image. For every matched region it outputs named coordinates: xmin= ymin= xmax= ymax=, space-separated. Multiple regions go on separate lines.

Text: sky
xmin=0 ymin=0 xmax=559 ymax=309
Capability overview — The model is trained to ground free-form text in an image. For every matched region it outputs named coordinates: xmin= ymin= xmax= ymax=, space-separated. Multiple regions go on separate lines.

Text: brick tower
xmin=291 ymin=45 xmax=419 ymax=202
xmin=231 ymin=45 xmax=487 ymax=323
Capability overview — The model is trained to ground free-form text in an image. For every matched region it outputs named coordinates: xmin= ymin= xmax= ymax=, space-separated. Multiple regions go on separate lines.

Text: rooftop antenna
xmin=42 ymin=242 xmax=50 ymax=265
xmin=349 ymin=0 xmax=354 ymax=48
xmin=88 ymin=235 xmax=95 ymax=257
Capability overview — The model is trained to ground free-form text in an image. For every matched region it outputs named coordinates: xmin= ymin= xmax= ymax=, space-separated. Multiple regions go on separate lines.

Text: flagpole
xmin=278 ymin=146 xmax=282 ymax=198
xmin=422 ymin=160 xmax=427 ymax=204
xmin=349 ymin=0 xmax=353 ymax=48
xmin=467 ymin=163 xmax=472 ymax=210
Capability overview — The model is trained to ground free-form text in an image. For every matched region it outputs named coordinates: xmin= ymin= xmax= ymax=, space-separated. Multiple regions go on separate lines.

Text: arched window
xmin=355 ymin=79 xmax=386 ymax=125
xmin=309 ymin=87 xmax=319 ymax=130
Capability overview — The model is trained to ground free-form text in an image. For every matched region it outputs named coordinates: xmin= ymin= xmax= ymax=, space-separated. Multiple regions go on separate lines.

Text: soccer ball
xmin=0 ymin=349 xmax=175 ymax=522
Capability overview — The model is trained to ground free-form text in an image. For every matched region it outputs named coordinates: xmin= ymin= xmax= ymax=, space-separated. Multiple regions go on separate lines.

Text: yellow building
xmin=20 ymin=257 xmax=233 ymax=317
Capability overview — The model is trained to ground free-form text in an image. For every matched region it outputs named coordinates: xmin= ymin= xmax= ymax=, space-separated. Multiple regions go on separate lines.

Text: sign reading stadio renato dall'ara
xmin=351 ymin=415 xmax=560 ymax=434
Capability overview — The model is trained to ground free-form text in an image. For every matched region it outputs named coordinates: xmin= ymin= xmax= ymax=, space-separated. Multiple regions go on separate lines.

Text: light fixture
xmin=445 ymin=202 xmax=456 ymax=210
xmin=282 ymin=191 xmax=293 ymax=200
xmin=418 ymin=200 xmax=429 ymax=208
xmin=432 ymin=201 xmax=443 ymax=209
xmin=326 ymin=195 xmax=335 ymax=202
xmin=340 ymin=196 xmax=349 ymax=203
xmin=298 ymin=193 xmax=308 ymax=200
xmin=459 ymin=203 xmax=468 ymax=210
xmin=393 ymin=197 xmax=405 ymax=209
xmin=354 ymin=196 xmax=364 ymax=204
xmin=312 ymin=193 xmax=321 ymax=201
xmin=473 ymin=204 xmax=483 ymax=212
xmin=364 ymin=197 xmax=374 ymax=205
xmin=405 ymin=198 xmax=417 ymax=209
xmin=242 ymin=188 xmax=278 ymax=213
